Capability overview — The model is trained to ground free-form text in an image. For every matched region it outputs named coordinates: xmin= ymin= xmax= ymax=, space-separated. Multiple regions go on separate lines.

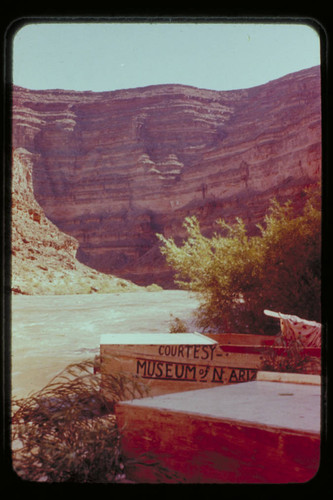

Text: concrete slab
xmin=100 ymin=332 xmax=216 ymax=345
xmin=119 ymin=381 xmax=320 ymax=434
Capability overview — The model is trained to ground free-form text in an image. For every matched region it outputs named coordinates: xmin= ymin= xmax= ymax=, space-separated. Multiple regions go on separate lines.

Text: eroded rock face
xmin=11 ymin=149 xmax=140 ymax=294
xmin=12 ymin=66 xmax=321 ymax=287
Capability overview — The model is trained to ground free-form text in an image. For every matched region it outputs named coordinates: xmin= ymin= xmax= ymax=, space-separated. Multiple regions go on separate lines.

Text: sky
xmin=11 ymin=21 xmax=321 ymax=92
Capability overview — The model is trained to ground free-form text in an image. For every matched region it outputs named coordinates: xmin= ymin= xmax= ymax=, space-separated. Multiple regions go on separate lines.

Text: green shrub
xmin=157 ymin=185 xmax=321 ymax=334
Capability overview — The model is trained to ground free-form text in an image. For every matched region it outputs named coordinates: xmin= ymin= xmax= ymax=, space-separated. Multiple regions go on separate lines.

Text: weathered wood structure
xmin=99 ymin=333 xmax=261 ymax=400
xmin=99 ymin=332 xmax=320 ymax=400
xmin=115 ymin=374 xmax=321 ymax=483
xmin=98 ymin=331 xmax=321 ymax=483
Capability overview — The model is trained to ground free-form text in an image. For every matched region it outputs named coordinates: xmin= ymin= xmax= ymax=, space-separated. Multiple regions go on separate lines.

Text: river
xmin=10 ymin=290 xmax=200 ymax=399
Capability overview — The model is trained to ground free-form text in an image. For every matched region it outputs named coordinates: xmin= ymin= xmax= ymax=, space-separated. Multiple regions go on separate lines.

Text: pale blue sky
xmin=12 ymin=21 xmax=321 ymax=92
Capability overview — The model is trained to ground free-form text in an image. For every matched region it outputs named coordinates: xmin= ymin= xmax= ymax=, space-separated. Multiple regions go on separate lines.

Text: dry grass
xmin=11 ymin=360 xmax=149 ymax=483
xmin=168 ymin=314 xmax=189 ymax=333
xmin=261 ymin=337 xmax=321 ymax=374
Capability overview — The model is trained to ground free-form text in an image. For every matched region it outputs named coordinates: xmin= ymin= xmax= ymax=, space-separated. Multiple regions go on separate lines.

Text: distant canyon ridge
xmin=12 ymin=66 xmax=321 ymax=288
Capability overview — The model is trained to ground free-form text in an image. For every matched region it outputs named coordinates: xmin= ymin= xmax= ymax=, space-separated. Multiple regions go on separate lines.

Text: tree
xmin=157 ymin=185 xmax=321 ymax=334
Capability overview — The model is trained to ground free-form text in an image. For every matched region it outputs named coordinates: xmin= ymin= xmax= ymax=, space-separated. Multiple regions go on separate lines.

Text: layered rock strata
xmin=12 ymin=66 xmax=321 ymax=287
xmin=11 ymin=149 xmax=140 ymax=294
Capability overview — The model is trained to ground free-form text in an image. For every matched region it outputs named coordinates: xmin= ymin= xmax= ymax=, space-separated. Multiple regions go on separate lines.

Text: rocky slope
xmin=12 ymin=66 xmax=321 ymax=287
xmin=11 ymin=148 xmax=141 ymax=294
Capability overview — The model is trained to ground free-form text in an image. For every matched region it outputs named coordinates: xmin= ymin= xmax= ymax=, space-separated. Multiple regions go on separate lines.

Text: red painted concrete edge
xmin=115 ymin=404 xmax=321 ymax=483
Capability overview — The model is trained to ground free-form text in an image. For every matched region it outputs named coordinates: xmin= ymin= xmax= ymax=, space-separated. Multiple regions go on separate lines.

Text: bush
xmin=145 ymin=283 xmax=163 ymax=292
xmin=261 ymin=336 xmax=321 ymax=374
xmin=157 ymin=185 xmax=321 ymax=334
xmin=11 ymin=360 xmax=148 ymax=482
xmin=168 ymin=314 xmax=189 ymax=333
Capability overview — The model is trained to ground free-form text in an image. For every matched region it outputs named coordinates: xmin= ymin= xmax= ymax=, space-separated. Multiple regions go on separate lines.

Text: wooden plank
xmin=205 ymin=333 xmax=278 ymax=345
xmin=115 ymin=381 xmax=321 ymax=483
xmin=116 ymin=406 xmax=320 ymax=483
xmin=257 ymin=371 xmax=321 ymax=385
xmin=99 ymin=332 xmax=321 ymax=400
xmin=100 ymin=343 xmax=258 ymax=399
xmin=219 ymin=344 xmax=321 ymax=358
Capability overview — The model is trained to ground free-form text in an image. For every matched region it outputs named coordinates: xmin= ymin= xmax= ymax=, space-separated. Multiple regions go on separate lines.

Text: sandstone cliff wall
xmin=12 ymin=66 xmax=321 ymax=287
xmin=11 ymin=149 xmax=140 ymax=294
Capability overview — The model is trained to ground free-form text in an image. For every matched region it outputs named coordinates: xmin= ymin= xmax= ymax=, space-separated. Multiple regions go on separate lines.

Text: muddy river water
xmin=10 ymin=291 xmax=200 ymax=399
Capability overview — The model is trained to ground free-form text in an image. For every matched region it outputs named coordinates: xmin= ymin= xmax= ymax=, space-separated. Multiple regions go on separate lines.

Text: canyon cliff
xmin=11 ymin=148 xmax=141 ymax=294
xmin=12 ymin=66 xmax=321 ymax=287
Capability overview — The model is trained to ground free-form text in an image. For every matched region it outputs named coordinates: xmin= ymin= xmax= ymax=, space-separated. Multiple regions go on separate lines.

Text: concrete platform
xmin=115 ymin=379 xmax=321 ymax=483
xmin=100 ymin=332 xmax=217 ymax=345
